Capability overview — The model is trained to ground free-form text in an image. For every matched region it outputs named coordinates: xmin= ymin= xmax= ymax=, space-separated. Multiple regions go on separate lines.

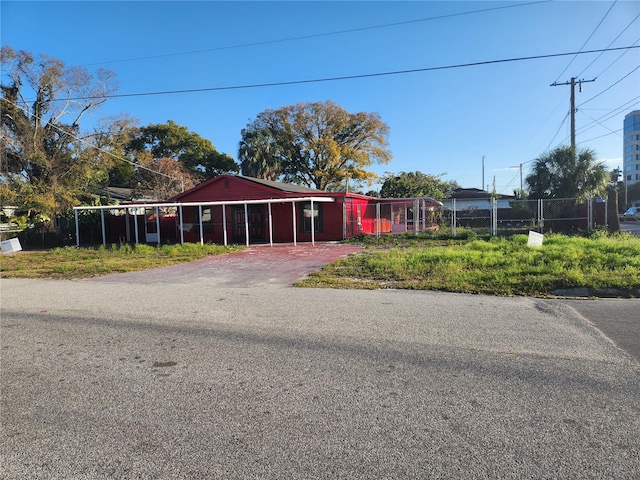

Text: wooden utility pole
xmin=550 ymin=77 xmax=595 ymax=152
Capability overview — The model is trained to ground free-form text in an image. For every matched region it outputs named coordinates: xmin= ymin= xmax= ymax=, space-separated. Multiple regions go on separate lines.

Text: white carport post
xmin=178 ymin=205 xmax=184 ymax=244
xmin=155 ymin=207 xmax=161 ymax=244
xmin=244 ymin=203 xmax=250 ymax=246
xmin=310 ymin=198 xmax=315 ymax=246
xmin=222 ymin=204 xmax=228 ymax=246
xmin=101 ymin=208 xmax=107 ymax=246
xmin=292 ymin=202 xmax=297 ymax=246
xmin=198 ymin=205 xmax=204 ymax=245
xmin=74 ymin=209 xmax=80 ymax=247
xmin=133 ymin=208 xmax=139 ymax=244
xmin=268 ymin=202 xmax=273 ymax=246
xmin=125 ymin=210 xmax=130 ymax=243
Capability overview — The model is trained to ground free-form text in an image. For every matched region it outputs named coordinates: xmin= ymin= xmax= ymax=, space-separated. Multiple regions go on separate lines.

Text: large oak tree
xmin=125 ymin=120 xmax=238 ymax=186
xmin=1 ymin=46 xmax=118 ymax=218
xmin=239 ymin=100 xmax=392 ymax=191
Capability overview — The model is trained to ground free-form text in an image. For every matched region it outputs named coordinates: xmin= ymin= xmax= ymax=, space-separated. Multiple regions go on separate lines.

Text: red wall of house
xmin=104 ymin=176 xmax=387 ymax=245
xmin=178 ymin=200 xmax=347 ymax=244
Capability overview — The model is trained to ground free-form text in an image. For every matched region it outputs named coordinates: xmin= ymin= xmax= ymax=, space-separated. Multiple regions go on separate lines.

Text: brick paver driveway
xmin=86 ymin=242 xmax=363 ymax=287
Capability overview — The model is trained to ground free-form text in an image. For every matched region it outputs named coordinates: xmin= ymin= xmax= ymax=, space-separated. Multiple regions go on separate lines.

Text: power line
xmin=56 ymin=45 xmax=640 ymax=102
xmin=579 ymin=64 xmax=640 ymax=107
xmin=553 ymin=0 xmax=618 ymax=83
xmin=80 ymin=1 xmax=552 ymax=67
xmin=576 ymin=15 xmax=640 ymax=79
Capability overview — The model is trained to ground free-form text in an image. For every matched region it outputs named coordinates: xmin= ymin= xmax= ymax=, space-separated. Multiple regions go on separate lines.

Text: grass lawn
xmin=0 ymin=243 xmax=241 ymax=279
xmin=297 ymin=231 xmax=640 ymax=297
xmin=2 ymin=232 xmax=639 ymax=297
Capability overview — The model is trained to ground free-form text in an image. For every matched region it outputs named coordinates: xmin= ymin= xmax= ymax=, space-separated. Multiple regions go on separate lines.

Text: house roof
xmin=237 ymin=176 xmax=324 ymax=194
xmin=447 ymin=188 xmax=515 ymax=200
xmin=169 ymin=174 xmax=326 ymax=201
xmin=100 ymin=186 xmax=161 ymax=202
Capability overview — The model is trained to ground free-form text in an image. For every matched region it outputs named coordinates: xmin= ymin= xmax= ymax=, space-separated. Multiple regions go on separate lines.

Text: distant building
xmin=623 ymin=110 xmax=640 ymax=186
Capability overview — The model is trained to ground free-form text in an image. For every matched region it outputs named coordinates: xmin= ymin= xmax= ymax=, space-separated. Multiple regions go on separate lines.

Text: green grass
xmin=0 ymin=243 xmax=242 ymax=279
xmin=297 ymin=232 xmax=640 ymax=297
xmin=2 ymin=233 xmax=639 ymax=297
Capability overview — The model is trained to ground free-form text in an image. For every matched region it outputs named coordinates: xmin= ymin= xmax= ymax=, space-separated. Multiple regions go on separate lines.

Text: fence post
xmin=537 ymin=199 xmax=544 ymax=233
xmin=491 ymin=198 xmax=497 ymax=236
xmin=452 ymin=198 xmax=457 ymax=237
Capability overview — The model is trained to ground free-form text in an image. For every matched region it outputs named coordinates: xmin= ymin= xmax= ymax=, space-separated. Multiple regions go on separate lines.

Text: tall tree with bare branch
xmin=1 ymin=46 xmax=118 ymax=219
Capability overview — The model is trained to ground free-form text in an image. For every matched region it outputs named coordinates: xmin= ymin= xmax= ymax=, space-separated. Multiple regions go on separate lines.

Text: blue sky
xmin=2 ymin=1 xmax=639 ymax=194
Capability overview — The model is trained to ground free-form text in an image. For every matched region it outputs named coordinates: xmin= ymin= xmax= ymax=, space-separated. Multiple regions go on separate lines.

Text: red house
xmin=74 ymin=175 xmax=442 ymax=246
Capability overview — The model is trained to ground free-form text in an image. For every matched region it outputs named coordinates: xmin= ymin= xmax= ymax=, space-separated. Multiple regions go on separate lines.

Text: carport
xmin=73 ymin=196 xmax=335 ymax=247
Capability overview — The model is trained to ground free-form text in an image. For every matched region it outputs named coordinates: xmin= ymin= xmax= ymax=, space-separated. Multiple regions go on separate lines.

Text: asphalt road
xmin=1 ymin=278 xmax=639 ymax=479
xmin=559 ymin=298 xmax=640 ymax=363
xmin=621 ymin=220 xmax=640 ymax=235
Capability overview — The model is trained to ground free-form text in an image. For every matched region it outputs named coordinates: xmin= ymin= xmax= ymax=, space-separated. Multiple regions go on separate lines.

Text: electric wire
xmin=56 ymin=45 xmax=640 ymax=102
xmin=553 ymin=0 xmax=618 ymax=83
xmin=80 ymin=0 xmax=552 ymax=67
xmin=576 ymin=15 xmax=640 ymax=79
xmin=579 ymin=64 xmax=640 ymax=107
xmin=576 ymin=96 xmax=640 ymax=135
xmin=544 ymin=111 xmax=571 ymax=152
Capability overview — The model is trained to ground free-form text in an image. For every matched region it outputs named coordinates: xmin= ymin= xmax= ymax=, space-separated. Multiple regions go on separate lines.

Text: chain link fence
xmin=438 ymin=197 xmax=607 ymax=236
xmin=344 ymin=197 xmax=607 ymax=238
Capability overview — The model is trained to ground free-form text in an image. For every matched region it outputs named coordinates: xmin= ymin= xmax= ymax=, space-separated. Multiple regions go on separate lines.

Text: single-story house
xmin=73 ymin=175 xmax=442 ymax=246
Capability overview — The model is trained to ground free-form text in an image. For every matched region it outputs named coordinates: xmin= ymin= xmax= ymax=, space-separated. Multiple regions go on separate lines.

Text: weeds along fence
xmin=355 ymin=197 xmax=608 ymax=237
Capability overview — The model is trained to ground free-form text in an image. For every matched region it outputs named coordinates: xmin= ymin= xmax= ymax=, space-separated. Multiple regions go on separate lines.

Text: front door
xmin=145 ymin=207 xmax=160 ymax=243
xmin=232 ymin=205 xmax=265 ymax=243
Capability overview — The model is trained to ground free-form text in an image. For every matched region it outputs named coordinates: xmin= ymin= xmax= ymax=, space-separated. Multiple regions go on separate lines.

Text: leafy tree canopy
xmin=525 ymin=145 xmax=608 ymax=200
xmin=239 ymin=100 xmax=392 ymax=191
xmin=379 ymin=171 xmax=459 ymax=199
xmin=1 ymin=46 xmax=118 ymax=218
xmin=126 ymin=120 xmax=238 ymax=182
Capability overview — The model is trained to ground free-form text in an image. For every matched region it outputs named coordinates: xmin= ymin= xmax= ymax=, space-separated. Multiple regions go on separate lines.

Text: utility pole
xmin=550 ymin=77 xmax=595 ymax=152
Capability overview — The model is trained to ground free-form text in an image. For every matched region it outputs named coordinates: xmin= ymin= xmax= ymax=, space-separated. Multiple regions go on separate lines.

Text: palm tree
xmin=525 ymin=146 xmax=608 ymax=199
xmin=238 ymin=127 xmax=282 ymax=181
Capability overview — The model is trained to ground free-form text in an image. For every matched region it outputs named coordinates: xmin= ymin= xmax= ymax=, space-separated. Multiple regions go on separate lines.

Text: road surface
xmin=1 ymin=276 xmax=638 ymax=479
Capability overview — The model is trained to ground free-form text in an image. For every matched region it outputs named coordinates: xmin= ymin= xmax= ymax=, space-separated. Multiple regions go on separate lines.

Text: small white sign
xmin=527 ymin=231 xmax=544 ymax=248
xmin=0 ymin=237 xmax=22 ymax=254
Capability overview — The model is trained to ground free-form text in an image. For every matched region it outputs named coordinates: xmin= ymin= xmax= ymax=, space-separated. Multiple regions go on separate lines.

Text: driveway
xmin=87 ymin=242 xmax=364 ymax=287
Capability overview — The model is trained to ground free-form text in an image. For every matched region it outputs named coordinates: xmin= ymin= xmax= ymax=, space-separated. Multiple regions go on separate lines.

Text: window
xmin=202 ymin=207 xmax=214 ymax=233
xmin=300 ymin=202 xmax=323 ymax=233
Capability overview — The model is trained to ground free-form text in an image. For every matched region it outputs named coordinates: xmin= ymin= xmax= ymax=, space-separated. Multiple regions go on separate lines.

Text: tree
xmin=1 ymin=46 xmax=118 ymax=219
xmin=239 ymin=100 xmax=392 ymax=191
xmin=525 ymin=145 xmax=608 ymax=199
xmin=379 ymin=171 xmax=459 ymax=198
xmin=126 ymin=120 xmax=238 ymax=183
